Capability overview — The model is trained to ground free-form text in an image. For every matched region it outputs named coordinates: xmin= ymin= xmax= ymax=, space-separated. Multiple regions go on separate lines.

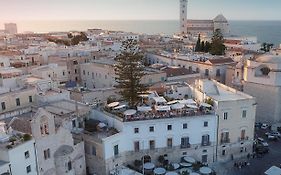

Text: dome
xmin=213 ymin=14 xmax=228 ymax=23
xmin=255 ymin=55 xmax=281 ymax=63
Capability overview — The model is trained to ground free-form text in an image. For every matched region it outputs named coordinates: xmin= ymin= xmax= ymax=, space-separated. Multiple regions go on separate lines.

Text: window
xmin=201 ymin=135 xmax=210 ymax=146
xmin=44 ymin=149 xmax=51 ymax=160
xmin=204 ymin=121 xmax=208 ymax=127
xmin=75 ymin=69 xmax=77 ymax=74
xmin=63 ymin=71 xmax=65 ymax=76
xmin=241 ymin=129 xmax=246 ymax=140
xmin=222 ymin=149 xmax=226 ymax=156
xmin=167 ymin=124 xmax=172 ymax=130
xmin=220 ymin=132 xmax=230 ymax=144
xmin=26 ymin=165 xmax=31 ymax=173
xmin=223 ymin=112 xmax=228 ymax=120
xmin=72 ymin=120 xmax=76 ymax=128
xmin=134 ymin=141 xmax=140 ymax=152
xmin=167 ymin=138 xmax=173 ymax=148
xmin=205 ymin=69 xmax=209 ymax=76
xmin=29 ymin=96 xmax=33 ymax=103
xmin=183 ymin=123 xmax=188 ymax=129
xmin=67 ymin=161 xmax=72 ymax=171
xmin=92 ymin=72 xmax=95 ymax=79
xmin=181 ymin=137 xmax=190 ymax=148
xmin=83 ymin=70 xmax=85 ymax=75
xmin=24 ymin=151 xmax=30 ymax=159
xmin=216 ymin=69 xmax=221 ymax=77
xmin=202 ymin=155 xmax=208 ymax=163
xmin=149 ymin=126 xmax=154 ymax=132
xmin=89 ymin=145 xmax=96 ymax=156
xmin=16 ymin=98 xmax=20 ymax=106
xmin=149 ymin=140 xmax=155 ymax=150
xmin=114 ymin=145 xmax=119 ymax=156
xmin=134 ymin=128 xmax=139 ymax=134
xmin=242 ymin=110 xmax=247 ymax=118
xmin=1 ymin=102 xmax=5 ymax=110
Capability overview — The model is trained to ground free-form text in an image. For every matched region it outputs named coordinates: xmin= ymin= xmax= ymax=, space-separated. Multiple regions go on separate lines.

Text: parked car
xmin=267 ymin=134 xmax=278 ymax=141
xmin=261 ymin=124 xmax=270 ymax=130
xmin=269 ymin=131 xmax=281 ymax=138
xmin=255 ymin=142 xmax=269 ymax=154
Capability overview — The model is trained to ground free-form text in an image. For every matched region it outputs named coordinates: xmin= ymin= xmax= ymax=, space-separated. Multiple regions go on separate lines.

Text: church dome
xmin=213 ymin=14 xmax=228 ymax=23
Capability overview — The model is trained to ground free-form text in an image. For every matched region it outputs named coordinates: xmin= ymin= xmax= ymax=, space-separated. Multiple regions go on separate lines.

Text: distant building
xmin=179 ymin=0 xmax=230 ymax=36
xmin=4 ymin=23 xmax=17 ymax=35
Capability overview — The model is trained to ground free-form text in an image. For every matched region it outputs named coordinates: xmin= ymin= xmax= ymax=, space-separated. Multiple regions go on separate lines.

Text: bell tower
xmin=180 ymin=0 xmax=188 ymax=34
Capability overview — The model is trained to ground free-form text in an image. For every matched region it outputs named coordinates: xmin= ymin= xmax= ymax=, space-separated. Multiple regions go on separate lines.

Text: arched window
xmin=40 ymin=116 xmax=49 ymax=136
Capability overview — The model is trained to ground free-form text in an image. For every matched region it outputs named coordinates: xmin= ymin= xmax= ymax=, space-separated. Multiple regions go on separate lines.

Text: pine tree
xmin=201 ymin=41 xmax=205 ymax=52
xmin=195 ymin=34 xmax=201 ymax=52
xmin=114 ymin=39 xmax=147 ymax=107
xmin=204 ymin=41 xmax=211 ymax=53
xmin=210 ymin=29 xmax=226 ymax=55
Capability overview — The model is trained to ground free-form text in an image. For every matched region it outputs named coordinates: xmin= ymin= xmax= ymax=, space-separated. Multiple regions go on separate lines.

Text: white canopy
xmin=199 ymin=167 xmax=212 ymax=175
xmin=186 ymin=104 xmax=198 ymax=109
xmin=113 ymin=105 xmax=126 ymax=110
xmin=107 ymin=102 xmax=119 ymax=108
xmin=172 ymin=163 xmax=180 ymax=170
xmin=154 ymin=168 xmax=166 ymax=175
xmin=167 ymin=100 xmax=178 ymax=105
xmin=179 ymin=99 xmax=196 ymax=105
xmin=171 ymin=103 xmax=185 ymax=110
xmin=152 ymin=97 xmax=167 ymax=104
xmin=124 ymin=109 xmax=137 ymax=116
xmin=137 ymin=106 xmax=152 ymax=112
xmin=183 ymin=156 xmax=196 ymax=164
xmin=98 ymin=122 xmax=106 ymax=128
xmin=143 ymin=162 xmax=155 ymax=170
xmin=179 ymin=162 xmax=192 ymax=167
xmin=200 ymin=102 xmax=212 ymax=108
xmin=155 ymin=105 xmax=171 ymax=111
xmin=265 ymin=166 xmax=281 ymax=175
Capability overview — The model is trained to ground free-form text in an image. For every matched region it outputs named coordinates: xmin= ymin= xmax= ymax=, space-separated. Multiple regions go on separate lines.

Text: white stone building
xmin=243 ymin=54 xmax=281 ymax=123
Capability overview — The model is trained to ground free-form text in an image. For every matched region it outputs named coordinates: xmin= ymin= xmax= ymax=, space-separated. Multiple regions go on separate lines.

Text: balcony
xmin=220 ymin=138 xmax=230 ymax=145
xmin=201 ymin=142 xmax=211 ymax=147
xmin=180 ymin=143 xmax=191 ymax=149
xmin=238 ymin=136 xmax=249 ymax=142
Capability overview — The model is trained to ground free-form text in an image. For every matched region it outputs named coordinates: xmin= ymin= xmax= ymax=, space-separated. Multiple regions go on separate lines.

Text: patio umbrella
xmin=113 ymin=104 xmax=126 ymax=110
xmin=107 ymin=102 xmax=119 ymax=108
xmin=179 ymin=162 xmax=192 ymax=168
xmin=183 ymin=156 xmax=196 ymax=164
xmin=172 ymin=163 xmax=180 ymax=170
xmin=185 ymin=104 xmax=198 ymax=109
xmin=143 ymin=162 xmax=155 ymax=170
xmin=154 ymin=168 xmax=166 ymax=175
xmin=124 ymin=109 xmax=137 ymax=116
xmin=199 ymin=167 xmax=212 ymax=175
xmin=167 ymin=100 xmax=178 ymax=105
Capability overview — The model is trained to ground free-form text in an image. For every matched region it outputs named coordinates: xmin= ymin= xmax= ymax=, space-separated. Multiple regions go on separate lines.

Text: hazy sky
xmin=1 ymin=0 xmax=281 ymax=21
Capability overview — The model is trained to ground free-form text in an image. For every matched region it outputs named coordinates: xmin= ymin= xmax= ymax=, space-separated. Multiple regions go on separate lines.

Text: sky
xmin=0 ymin=0 xmax=281 ymax=21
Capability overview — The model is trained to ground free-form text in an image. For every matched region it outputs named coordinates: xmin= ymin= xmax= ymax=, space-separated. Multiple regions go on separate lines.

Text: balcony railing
xmin=238 ymin=136 xmax=249 ymax=142
xmin=220 ymin=138 xmax=230 ymax=145
xmin=201 ymin=142 xmax=211 ymax=146
xmin=180 ymin=143 xmax=191 ymax=149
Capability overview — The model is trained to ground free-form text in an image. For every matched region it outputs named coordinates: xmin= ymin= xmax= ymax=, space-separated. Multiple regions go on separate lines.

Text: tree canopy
xmin=114 ymin=39 xmax=147 ymax=107
xmin=210 ymin=29 xmax=226 ymax=55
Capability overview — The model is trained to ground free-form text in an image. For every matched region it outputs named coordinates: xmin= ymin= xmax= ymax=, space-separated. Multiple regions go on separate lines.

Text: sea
xmin=1 ymin=20 xmax=281 ymax=46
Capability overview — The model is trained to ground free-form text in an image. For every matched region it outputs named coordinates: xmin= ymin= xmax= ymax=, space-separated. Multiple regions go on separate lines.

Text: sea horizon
xmin=1 ymin=19 xmax=281 ymax=46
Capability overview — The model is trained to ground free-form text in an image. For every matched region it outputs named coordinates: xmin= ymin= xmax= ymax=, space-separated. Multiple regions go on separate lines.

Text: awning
xmin=143 ymin=162 xmax=155 ymax=170
xmin=124 ymin=109 xmax=137 ymax=116
xmin=155 ymin=105 xmax=171 ymax=111
xmin=186 ymin=104 xmax=198 ymax=109
xmin=179 ymin=99 xmax=196 ymax=104
xmin=113 ymin=105 xmax=126 ymax=110
xmin=107 ymin=102 xmax=119 ymax=108
xmin=152 ymin=97 xmax=167 ymax=103
xmin=199 ymin=167 xmax=212 ymax=175
xmin=183 ymin=156 xmax=196 ymax=164
xmin=171 ymin=103 xmax=185 ymax=110
xmin=137 ymin=106 xmax=152 ymax=112
xmin=200 ymin=102 xmax=212 ymax=108
xmin=167 ymin=100 xmax=178 ymax=105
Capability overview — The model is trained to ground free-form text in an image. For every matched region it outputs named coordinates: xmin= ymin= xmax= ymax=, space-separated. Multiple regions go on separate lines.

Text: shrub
xmin=23 ymin=134 xmax=32 ymax=141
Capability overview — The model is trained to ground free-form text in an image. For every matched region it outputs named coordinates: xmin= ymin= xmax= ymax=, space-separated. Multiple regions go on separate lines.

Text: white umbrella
xmin=172 ymin=163 xmax=180 ymax=170
xmin=107 ymin=102 xmax=119 ymax=108
xmin=154 ymin=168 xmax=166 ymax=175
xmin=179 ymin=162 xmax=192 ymax=167
xmin=98 ymin=122 xmax=106 ymax=128
xmin=113 ymin=104 xmax=126 ymax=110
xmin=199 ymin=167 xmax=212 ymax=175
xmin=171 ymin=103 xmax=185 ymax=110
xmin=186 ymin=104 xmax=198 ymax=109
xmin=200 ymin=102 xmax=212 ymax=108
xmin=143 ymin=162 xmax=155 ymax=170
xmin=167 ymin=100 xmax=178 ymax=105
xmin=124 ymin=109 xmax=137 ymax=116
xmin=183 ymin=156 xmax=196 ymax=164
